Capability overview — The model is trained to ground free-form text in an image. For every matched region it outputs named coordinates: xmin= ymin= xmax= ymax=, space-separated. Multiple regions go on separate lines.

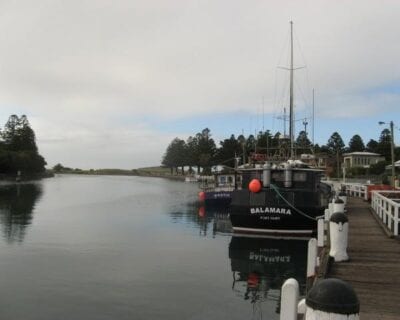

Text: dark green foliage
xmin=215 ymin=134 xmax=242 ymax=168
xmin=161 ymin=127 xmax=395 ymax=179
xmin=348 ymin=134 xmax=365 ymax=152
xmin=377 ymin=129 xmax=391 ymax=161
xmin=0 ymin=115 xmax=46 ymax=175
xmin=366 ymin=139 xmax=379 ymax=153
xmin=327 ymin=132 xmax=345 ymax=155
xmin=296 ymin=130 xmax=312 ymax=154
xmin=346 ymin=166 xmax=367 ymax=176
xmin=369 ymin=160 xmax=387 ymax=175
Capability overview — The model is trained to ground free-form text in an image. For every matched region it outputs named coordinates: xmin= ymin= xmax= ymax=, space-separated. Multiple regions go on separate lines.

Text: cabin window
xmin=293 ymin=172 xmax=307 ymax=182
xmin=272 ymin=172 xmax=284 ymax=181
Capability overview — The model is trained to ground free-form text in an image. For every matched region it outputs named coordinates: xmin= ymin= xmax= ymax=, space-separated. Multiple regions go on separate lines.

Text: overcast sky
xmin=0 ymin=0 xmax=399 ymax=169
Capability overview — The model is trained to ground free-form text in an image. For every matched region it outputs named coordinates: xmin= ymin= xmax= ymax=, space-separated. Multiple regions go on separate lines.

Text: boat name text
xmin=250 ymin=207 xmax=292 ymax=215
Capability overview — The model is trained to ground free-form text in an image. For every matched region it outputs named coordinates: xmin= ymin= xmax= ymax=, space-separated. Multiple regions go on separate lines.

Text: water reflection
xmin=0 ymin=183 xmax=42 ymax=243
xmin=229 ymin=236 xmax=308 ymax=318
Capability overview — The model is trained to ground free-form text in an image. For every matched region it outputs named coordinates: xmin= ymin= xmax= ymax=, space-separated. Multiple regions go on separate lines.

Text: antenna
xmin=262 ymin=96 xmax=265 ymax=132
xmin=276 ymin=107 xmax=288 ymax=137
xmin=312 ymin=88 xmax=315 ymax=148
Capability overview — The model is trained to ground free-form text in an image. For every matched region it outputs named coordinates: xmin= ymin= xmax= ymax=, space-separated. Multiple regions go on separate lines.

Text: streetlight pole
xmin=379 ymin=121 xmax=396 ymax=186
xmin=390 ymin=121 xmax=395 ymax=187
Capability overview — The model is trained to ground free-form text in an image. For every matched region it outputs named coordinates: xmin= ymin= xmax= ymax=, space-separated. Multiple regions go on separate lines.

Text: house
xmin=343 ymin=152 xmax=385 ymax=169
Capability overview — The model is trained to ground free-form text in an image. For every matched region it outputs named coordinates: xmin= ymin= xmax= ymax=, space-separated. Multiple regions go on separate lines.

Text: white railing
xmin=371 ymin=190 xmax=400 ymax=236
xmin=341 ymin=182 xmax=368 ymax=200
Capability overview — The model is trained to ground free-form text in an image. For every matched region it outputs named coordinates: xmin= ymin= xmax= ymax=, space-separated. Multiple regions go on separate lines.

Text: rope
xmin=269 ymin=183 xmax=319 ymax=221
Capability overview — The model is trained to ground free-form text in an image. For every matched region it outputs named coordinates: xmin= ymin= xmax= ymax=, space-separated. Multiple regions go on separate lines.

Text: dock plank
xmin=328 ymin=197 xmax=400 ymax=319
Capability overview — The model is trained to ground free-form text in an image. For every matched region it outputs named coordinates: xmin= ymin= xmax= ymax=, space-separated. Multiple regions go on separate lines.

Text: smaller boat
xmin=184 ymin=175 xmax=198 ymax=182
xmin=198 ymin=167 xmax=241 ymax=207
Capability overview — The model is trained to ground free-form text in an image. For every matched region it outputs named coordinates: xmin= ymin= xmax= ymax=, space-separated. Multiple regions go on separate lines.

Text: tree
xmin=195 ymin=128 xmax=216 ymax=173
xmin=377 ymin=129 xmax=391 ymax=161
xmin=162 ymin=138 xmax=186 ymax=174
xmin=296 ymin=130 xmax=312 ymax=154
xmin=0 ymin=115 xmax=46 ymax=175
xmin=327 ymin=132 xmax=345 ymax=178
xmin=215 ymin=135 xmax=242 ymax=168
xmin=348 ymin=134 xmax=365 ymax=152
xmin=366 ymin=139 xmax=379 ymax=153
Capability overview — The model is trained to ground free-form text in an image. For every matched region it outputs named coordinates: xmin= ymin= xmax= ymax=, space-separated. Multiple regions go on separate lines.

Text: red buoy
xmin=198 ymin=191 xmax=206 ymax=202
xmin=247 ymin=272 xmax=260 ymax=287
xmin=249 ymin=179 xmax=262 ymax=193
xmin=198 ymin=206 xmax=205 ymax=217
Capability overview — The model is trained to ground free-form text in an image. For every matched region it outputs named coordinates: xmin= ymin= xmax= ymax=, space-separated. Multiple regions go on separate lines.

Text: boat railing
xmin=371 ymin=190 xmax=400 ymax=236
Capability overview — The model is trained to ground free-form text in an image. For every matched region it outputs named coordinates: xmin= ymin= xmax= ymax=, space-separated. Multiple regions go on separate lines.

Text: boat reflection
xmin=229 ymin=236 xmax=307 ymax=317
xmin=0 ymin=183 xmax=42 ymax=243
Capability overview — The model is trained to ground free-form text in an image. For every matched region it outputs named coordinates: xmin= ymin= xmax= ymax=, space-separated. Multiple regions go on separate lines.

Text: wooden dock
xmin=328 ymin=197 xmax=400 ymax=320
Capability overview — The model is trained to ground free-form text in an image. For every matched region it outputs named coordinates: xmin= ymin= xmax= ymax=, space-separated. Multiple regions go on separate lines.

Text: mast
xmin=289 ymin=21 xmax=294 ymax=159
xmin=312 ymin=88 xmax=315 ymax=152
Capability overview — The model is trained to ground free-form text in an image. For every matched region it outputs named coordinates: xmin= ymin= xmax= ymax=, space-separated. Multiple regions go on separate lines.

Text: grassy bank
xmin=52 ymin=166 xmax=186 ymax=180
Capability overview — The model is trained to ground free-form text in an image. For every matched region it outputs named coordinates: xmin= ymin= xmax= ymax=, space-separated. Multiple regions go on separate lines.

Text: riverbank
xmin=52 ymin=166 xmax=186 ymax=181
xmin=0 ymin=170 xmax=54 ymax=182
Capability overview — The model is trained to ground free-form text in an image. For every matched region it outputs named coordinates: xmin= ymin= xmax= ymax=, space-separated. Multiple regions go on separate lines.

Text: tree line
xmin=162 ymin=127 xmax=399 ymax=175
xmin=0 ymin=115 xmax=46 ymax=176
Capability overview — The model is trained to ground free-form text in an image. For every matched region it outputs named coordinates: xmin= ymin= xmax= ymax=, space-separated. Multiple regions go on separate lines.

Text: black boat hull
xmin=230 ymin=190 xmax=324 ymax=235
xmin=204 ymin=190 xmax=232 ymax=207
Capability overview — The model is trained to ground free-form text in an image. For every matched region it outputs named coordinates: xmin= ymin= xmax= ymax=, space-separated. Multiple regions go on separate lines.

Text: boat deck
xmin=328 ymin=197 xmax=400 ymax=320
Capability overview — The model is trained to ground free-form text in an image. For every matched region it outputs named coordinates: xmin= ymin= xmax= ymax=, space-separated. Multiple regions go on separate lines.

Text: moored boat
xmin=198 ymin=170 xmax=241 ymax=207
xmin=229 ymin=22 xmax=330 ymax=235
xmin=229 ymin=161 xmax=331 ymax=235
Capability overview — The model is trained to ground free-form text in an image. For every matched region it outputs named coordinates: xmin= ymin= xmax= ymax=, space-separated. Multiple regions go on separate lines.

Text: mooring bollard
xmin=280 ymin=278 xmax=299 ymax=320
xmin=333 ymin=197 xmax=345 ymax=214
xmin=324 ymin=208 xmax=330 ymax=221
xmin=317 ymin=219 xmax=324 ymax=247
xmin=305 ymin=278 xmax=360 ymax=319
xmin=329 ymin=212 xmax=349 ymax=262
xmin=307 ymin=238 xmax=317 ymax=278
xmin=328 ymin=202 xmax=334 ymax=217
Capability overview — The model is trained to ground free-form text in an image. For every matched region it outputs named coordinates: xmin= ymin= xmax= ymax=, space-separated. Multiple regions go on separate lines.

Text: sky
xmin=0 ymin=0 xmax=399 ymax=169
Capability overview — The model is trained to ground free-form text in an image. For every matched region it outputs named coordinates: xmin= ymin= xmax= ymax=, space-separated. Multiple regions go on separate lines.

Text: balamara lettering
xmin=250 ymin=207 xmax=292 ymax=215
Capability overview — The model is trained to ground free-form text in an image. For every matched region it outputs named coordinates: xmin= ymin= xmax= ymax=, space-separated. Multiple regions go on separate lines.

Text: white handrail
xmin=371 ymin=190 xmax=400 ymax=236
xmin=341 ymin=182 xmax=368 ymax=199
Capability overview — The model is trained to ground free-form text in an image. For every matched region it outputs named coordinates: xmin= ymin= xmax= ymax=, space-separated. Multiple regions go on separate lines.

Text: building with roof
xmin=343 ymin=152 xmax=385 ymax=169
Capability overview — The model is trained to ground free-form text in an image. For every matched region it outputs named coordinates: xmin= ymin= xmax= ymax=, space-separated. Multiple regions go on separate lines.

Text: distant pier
xmin=327 ymin=197 xmax=400 ymax=319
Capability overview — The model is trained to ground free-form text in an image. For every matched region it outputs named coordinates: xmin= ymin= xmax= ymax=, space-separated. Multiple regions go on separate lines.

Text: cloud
xmin=0 ymin=0 xmax=399 ymax=167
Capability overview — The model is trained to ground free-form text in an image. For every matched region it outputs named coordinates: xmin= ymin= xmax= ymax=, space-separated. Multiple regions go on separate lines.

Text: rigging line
xmin=269 ymin=183 xmax=318 ymax=221
xmin=276 ymin=28 xmax=291 ymax=70
xmin=294 ymin=76 xmax=310 ymax=112
xmin=293 ymin=28 xmax=313 ymax=106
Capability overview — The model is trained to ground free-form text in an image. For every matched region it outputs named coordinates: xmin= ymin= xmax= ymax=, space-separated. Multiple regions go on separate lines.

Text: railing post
xmin=395 ymin=206 xmax=399 ymax=236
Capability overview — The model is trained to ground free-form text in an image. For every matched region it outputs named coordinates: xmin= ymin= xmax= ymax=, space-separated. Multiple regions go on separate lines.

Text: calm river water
xmin=0 ymin=175 xmax=308 ymax=320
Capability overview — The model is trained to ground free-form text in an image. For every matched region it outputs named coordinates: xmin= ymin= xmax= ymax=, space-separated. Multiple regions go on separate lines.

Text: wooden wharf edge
xmin=316 ymin=197 xmax=400 ymax=320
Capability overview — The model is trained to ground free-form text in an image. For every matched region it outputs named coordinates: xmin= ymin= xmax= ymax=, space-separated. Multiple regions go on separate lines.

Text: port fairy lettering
xmin=250 ymin=207 xmax=292 ymax=215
